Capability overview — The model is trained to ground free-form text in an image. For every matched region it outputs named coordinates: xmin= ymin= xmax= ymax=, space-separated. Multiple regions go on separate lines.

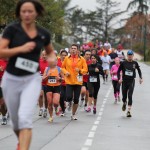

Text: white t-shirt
xmin=116 ymin=50 xmax=125 ymax=61
xmin=101 ymin=55 xmax=111 ymax=70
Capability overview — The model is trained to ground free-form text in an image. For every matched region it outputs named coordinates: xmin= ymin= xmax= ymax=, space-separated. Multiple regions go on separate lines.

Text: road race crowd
xmin=0 ymin=41 xmax=143 ymax=124
xmin=0 ymin=1 xmax=143 ymax=150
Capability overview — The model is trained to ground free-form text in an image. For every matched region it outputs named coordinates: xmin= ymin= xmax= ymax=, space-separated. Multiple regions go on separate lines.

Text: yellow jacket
xmin=61 ymin=55 xmax=88 ymax=85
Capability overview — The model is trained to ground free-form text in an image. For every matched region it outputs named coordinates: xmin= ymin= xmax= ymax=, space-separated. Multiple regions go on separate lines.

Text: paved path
xmin=0 ymin=62 xmax=149 ymax=150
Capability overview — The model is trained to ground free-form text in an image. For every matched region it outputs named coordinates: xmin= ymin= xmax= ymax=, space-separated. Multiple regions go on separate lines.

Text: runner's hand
xmin=119 ymin=79 xmax=122 ymax=84
xmin=0 ymin=66 xmax=3 ymax=72
xmin=95 ymin=68 xmax=99 ymax=72
xmin=139 ymin=78 xmax=143 ymax=84
xmin=65 ymin=72 xmax=70 ymax=77
xmin=21 ymin=42 xmax=36 ymax=53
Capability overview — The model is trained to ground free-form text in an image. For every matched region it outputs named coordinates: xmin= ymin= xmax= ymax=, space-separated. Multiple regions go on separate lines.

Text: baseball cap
xmin=127 ymin=50 xmax=134 ymax=55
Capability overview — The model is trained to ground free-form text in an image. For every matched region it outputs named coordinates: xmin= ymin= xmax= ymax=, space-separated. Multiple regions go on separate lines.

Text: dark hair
xmin=60 ymin=49 xmax=68 ymax=55
xmin=71 ymin=44 xmax=79 ymax=50
xmin=90 ymin=54 xmax=98 ymax=61
xmin=16 ymin=0 xmax=44 ymax=18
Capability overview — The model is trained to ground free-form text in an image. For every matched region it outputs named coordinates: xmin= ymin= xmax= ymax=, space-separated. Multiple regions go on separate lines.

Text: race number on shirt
xmin=77 ymin=75 xmax=83 ymax=82
xmin=89 ymin=76 xmax=97 ymax=82
xmin=125 ymin=70 xmax=133 ymax=76
xmin=15 ymin=57 xmax=39 ymax=73
xmin=48 ymin=76 xmax=57 ymax=84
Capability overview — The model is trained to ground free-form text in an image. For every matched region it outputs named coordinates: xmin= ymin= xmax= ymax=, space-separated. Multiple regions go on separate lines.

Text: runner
xmin=110 ymin=57 xmax=121 ymax=104
xmin=80 ymin=50 xmax=92 ymax=108
xmin=39 ymin=50 xmax=48 ymax=118
xmin=62 ymin=44 xmax=88 ymax=120
xmin=43 ymin=56 xmax=63 ymax=122
xmin=116 ymin=45 xmax=125 ymax=62
xmin=91 ymin=48 xmax=102 ymax=65
xmin=0 ymin=58 xmax=8 ymax=125
xmin=0 ymin=1 xmax=53 ymax=150
xmin=57 ymin=49 xmax=68 ymax=116
xmin=101 ymin=51 xmax=111 ymax=84
xmin=109 ymin=48 xmax=118 ymax=69
xmin=117 ymin=50 xmax=143 ymax=117
xmin=86 ymin=54 xmax=104 ymax=114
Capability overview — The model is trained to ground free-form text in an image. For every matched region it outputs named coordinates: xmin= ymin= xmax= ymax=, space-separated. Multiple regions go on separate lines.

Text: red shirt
xmin=57 ymin=58 xmax=66 ymax=86
xmin=39 ymin=58 xmax=48 ymax=85
xmin=83 ymin=59 xmax=92 ymax=82
xmin=0 ymin=59 xmax=8 ymax=79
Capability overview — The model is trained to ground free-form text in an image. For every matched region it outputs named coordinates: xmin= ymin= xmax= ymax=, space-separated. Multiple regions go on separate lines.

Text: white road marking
xmin=81 ymin=85 xmax=112 ymax=150
xmin=84 ymin=139 xmax=93 ymax=146
xmin=88 ymin=132 xmax=95 ymax=138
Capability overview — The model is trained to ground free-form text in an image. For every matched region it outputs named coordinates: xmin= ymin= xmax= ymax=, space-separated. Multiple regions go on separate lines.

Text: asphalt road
xmin=0 ymin=62 xmax=149 ymax=150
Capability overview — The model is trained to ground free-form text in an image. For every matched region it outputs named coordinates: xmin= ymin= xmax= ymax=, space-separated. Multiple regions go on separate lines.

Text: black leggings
xmin=122 ymin=79 xmax=135 ymax=106
xmin=87 ymin=82 xmax=100 ymax=99
xmin=66 ymin=85 xmax=81 ymax=104
xmin=60 ymin=86 xmax=66 ymax=112
xmin=112 ymin=80 xmax=120 ymax=94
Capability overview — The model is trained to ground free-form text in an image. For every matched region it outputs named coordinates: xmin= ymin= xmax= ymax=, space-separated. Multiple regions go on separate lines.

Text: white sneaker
xmin=39 ymin=109 xmax=43 ymax=116
xmin=71 ymin=115 xmax=78 ymax=120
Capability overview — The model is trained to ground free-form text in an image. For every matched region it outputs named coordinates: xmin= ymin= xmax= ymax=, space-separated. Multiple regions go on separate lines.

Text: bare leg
xmin=19 ymin=129 xmax=32 ymax=150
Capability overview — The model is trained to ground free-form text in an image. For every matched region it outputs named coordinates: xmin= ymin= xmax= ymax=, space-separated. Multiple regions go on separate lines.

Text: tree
xmin=96 ymin=0 xmax=125 ymax=41
xmin=127 ymin=0 xmax=149 ymax=13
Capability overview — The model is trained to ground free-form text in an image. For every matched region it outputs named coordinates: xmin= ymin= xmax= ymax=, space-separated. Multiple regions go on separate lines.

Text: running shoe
xmin=39 ymin=109 xmax=43 ymax=116
xmin=71 ymin=115 xmax=78 ymax=120
xmin=80 ymin=98 xmax=84 ymax=107
xmin=122 ymin=103 xmax=126 ymax=111
xmin=86 ymin=107 xmax=91 ymax=112
xmin=93 ymin=106 xmax=97 ymax=114
xmin=48 ymin=117 xmax=53 ymax=123
xmin=60 ymin=112 xmax=65 ymax=117
xmin=127 ymin=111 xmax=132 ymax=117
xmin=67 ymin=102 xmax=72 ymax=111
xmin=1 ymin=117 xmax=7 ymax=125
xmin=43 ymin=109 xmax=47 ymax=118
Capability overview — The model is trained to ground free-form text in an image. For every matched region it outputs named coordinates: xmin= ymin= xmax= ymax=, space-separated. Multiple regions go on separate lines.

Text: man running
xmin=117 ymin=50 xmax=143 ymax=117
xmin=39 ymin=50 xmax=48 ymax=118
xmin=62 ymin=44 xmax=88 ymax=120
xmin=80 ymin=50 xmax=92 ymax=108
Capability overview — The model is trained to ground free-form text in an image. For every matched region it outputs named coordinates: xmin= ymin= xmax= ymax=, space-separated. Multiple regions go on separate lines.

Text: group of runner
xmin=0 ymin=1 xmax=143 ymax=150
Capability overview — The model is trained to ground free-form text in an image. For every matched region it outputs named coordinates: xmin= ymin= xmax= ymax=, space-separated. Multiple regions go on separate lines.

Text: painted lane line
xmin=97 ymin=116 xmax=101 ymax=121
xmin=99 ymin=112 xmax=103 ymax=116
xmin=81 ymin=147 xmax=89 ymax=150
xmin=94 ymin=121 xmax=100 ymax=125
xmin=88 ymin=132 xmax=95 ymax=138
xmin=84 ymin=139 xmax=93 ymax=146
xmin=91 ymin=125 xmax=97 ymax=131
xmin=100 ymin=108 xmax=104 ymax=112
xmin=101 ymin=104 xmax=105 ymax=108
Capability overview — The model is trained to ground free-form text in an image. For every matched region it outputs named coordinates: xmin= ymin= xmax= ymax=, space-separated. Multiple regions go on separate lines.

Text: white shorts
xmin=1 ymin=71 xmax=41 ymax=130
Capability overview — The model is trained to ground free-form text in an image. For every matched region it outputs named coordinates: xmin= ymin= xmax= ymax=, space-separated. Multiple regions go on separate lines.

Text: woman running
xmin=110 ymin=57 xmax=121 ymax=104
xmin=57 ymin=50 xmax=68 ymax=116
xmin=0 ymin=1 xmax=53 ymax=150
xmin=86 ymin=54 xmax=104 ymax=114
xmin=101 ymin=51 xmax=111 ymax=84
xmin=43 ymin=56 xmax=63 ymax=122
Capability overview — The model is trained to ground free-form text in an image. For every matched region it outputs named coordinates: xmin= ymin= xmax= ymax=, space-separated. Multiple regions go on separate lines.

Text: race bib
xmin=113 ymin=75 xmax=118 ymax=79
xmin=77 ymin=75 xmax=83 ymax=82
xmin=125 ymin=70 xmax=133 ymax=76
xmin=15 ymin=57 xmax=39 ymax=73
xmin=89 ymin=76 xmax=97 ymax=82
xmin=48 ymin=76 xmax=57 ymax=84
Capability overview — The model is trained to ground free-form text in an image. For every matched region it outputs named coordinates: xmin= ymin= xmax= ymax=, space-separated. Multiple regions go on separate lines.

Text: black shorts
xmin=42 ymin=85 xmax=47 ymax=92
xmin=46 ymin=86 xmax=61 ymax=93
xmin=82 ymin=82 xmax=88 ymax=90
xmin=0 ymin=87 xmax=3 ymax=99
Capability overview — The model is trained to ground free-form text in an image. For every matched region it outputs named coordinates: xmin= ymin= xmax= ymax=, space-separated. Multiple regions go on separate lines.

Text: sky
xmin=69 ymin=0 xmax=133 ymax=28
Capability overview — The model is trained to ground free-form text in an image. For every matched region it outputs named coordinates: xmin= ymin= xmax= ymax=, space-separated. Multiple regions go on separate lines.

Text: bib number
xmin=89 ymin=76 xmax=97 ymax=82
xmin=48 ymin=77 xmax=57 ymax=84
xmin=125 ymin=70 xmax=133 ymax=76
xmin=77 ymin=75 xmax=83 ymax=82
xmin=15 ymin=57 xmax=39 ymax=73
xmin=113 ymin=75 xmax=118 ymax=79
